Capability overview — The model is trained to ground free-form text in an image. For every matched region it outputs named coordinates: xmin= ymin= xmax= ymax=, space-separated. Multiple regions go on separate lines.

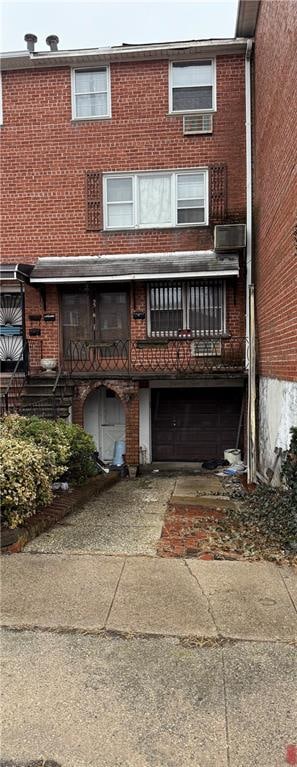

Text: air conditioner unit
xmin=214 ymin=224 xmax=246 ymax=251
xmin=191 ymin=339 xmax=222 ymax=357
xmin=183 ymin=113 xmax=213 ymax=135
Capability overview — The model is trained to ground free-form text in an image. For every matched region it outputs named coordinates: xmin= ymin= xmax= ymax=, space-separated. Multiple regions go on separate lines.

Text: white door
xmin=101 ymin=389 xmax=125 ymax=461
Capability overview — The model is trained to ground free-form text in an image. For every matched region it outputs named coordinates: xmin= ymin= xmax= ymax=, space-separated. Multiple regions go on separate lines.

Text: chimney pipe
xmin=46 ymin=35 xmax=59 ymax=52
xmin=24 ymin=33 xmax=38 ymax=53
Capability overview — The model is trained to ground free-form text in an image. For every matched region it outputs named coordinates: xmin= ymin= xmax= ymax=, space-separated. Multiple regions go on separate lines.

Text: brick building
xmin=237 ymin=0 xmax=297 ymax=481
xmin=0 ymin=34 xmax=249 ymax=470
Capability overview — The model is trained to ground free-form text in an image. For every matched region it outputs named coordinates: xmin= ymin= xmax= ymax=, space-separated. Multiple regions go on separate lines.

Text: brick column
xmin=125 ymin=386 xmax=140 ymax=468
xmin=72 ymin=390 xmax=84 ymax=427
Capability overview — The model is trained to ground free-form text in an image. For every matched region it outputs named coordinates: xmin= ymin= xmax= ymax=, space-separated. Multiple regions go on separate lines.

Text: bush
xmin=0 ymin=415 xmax=97 ymax=527
xmin=57 ymin=421 xmax=97 ymax=484
xmin=0 ymin=415 xmax=69 ymax=480
xmin=281 ymin=427 xmax=297 ymax=502
xmin=0 ymin=436 xmax=53 ymax=528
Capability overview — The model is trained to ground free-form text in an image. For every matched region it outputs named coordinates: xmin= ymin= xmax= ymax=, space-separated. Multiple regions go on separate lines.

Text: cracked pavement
xmin=1 ymin=474 xmax=297 ymax=766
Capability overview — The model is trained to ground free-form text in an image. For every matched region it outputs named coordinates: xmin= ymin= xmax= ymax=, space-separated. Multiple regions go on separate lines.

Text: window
xmin=72 ymin=68 xmax=111 ymax=119
xmin=177 ymin=173 xmax=206 ymax=224
xmin=170 ymin=60 xmax=215 ymax=113
xmin=148 ymin=280 xmax=225 ymax=337
xmin=150 ymin=283 xmax=183 ymax=336
xmin=104 ymin=170 xmax=208 ymax=229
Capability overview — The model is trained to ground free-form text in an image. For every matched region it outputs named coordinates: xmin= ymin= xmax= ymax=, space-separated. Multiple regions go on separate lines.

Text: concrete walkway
xmin=1 ymin=473 xmax=297 ymax=766
xmin=1 ymin=554 xmax=297 ymax=641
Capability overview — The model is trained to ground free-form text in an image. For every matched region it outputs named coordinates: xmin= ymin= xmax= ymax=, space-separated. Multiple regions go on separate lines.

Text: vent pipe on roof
xmin=46 ymin=35 xmax=59 ymax=52
xmin=24 ymin=33 xmax=38 ymax=53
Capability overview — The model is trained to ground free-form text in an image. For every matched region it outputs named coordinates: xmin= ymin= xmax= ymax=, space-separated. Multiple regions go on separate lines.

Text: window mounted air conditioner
xmin=214 ymin=224 xmax=246 ymax=251
xmin=191 ymin=339 xmax=222 ymax=357
xmin=183 ymin=113 xmax=213 ymax=135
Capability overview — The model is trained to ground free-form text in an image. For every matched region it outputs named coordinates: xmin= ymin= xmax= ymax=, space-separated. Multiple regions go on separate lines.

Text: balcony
xmin=64 ymin=337 xmax=247 ymax=377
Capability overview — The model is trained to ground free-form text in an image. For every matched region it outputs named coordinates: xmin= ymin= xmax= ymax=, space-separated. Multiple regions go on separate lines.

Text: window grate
xmin=148 ymin=279 xmax=224 ymax=338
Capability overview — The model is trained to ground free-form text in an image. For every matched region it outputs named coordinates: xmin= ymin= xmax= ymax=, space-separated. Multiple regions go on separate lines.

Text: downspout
xmin=245 ymin=39 xmax=256 ymax=483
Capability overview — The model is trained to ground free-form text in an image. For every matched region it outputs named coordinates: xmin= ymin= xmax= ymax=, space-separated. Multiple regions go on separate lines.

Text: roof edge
xmin=0 ymin=37 xmax=248 ymax=71
xmin=236 ymin=0 xmax=260 ymax=37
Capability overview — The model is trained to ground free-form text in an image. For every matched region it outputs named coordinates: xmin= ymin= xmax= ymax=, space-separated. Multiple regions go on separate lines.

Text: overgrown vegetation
xmin=0 ymin=415 xmax=96 ymax=528
xmin=220 ymin=429 xmax=297 ymax=561
xmin=281 ymin=427 xmax=297 ymax=503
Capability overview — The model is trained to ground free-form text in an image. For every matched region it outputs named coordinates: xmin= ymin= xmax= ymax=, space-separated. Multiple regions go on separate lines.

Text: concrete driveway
xmin=25 ymin=475 xmax=174 ymax=556
xmin=1 ymin=473 xmax=297 ymax=766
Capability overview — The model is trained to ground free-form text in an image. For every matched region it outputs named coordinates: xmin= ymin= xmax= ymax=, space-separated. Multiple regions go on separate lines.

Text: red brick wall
xmin=0 ymin=54 xmax=246 ymax=261
xmin=253 ymin=0 xmax=297 ymax=382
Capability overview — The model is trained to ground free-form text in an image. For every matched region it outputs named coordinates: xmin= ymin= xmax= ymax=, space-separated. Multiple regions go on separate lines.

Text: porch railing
xmin=64 ymin=337 xmax=248 ymax=376
xmin=0 ymin=341 xmax=28 ymax=416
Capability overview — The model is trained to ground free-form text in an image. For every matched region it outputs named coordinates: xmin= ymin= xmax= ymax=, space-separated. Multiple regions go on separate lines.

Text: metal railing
xmin=0 ymin=342 xmax=28 ymax=416
xmin=64 ymin=337 xmax=248 ymax=376
xmin=52 ymin=364 xmax=69 ymax=420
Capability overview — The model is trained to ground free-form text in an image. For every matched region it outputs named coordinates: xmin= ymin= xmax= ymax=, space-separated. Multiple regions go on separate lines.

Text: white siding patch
xmin=139 ymin=388 xmax=151 ymax=464
xmin=259 ymin=377 xmax=297 ymax=484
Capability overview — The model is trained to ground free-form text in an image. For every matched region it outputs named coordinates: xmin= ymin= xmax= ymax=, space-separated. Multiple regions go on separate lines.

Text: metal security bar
xmin=65 ymin=339 xmax=129 ymax=374
xmin=0 ymin=341 xmax=28 ymax=416
xmin=148 ymin=279 xmax=225 ymax=338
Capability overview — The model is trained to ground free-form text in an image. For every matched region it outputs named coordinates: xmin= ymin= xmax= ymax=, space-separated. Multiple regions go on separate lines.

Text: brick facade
xmin=0 ymin=45 xmax=247 ymax=465
xmin=253 ymin=0 xmax=297 ymax=382
xmin=0 ymin=55 xmax=246 ymax=261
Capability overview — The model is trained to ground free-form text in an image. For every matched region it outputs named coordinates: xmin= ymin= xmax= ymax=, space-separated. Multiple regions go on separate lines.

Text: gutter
xmin=245 ymin=39 xmax=257 ymax=483
xmin=30 ymin=269 xmax=239 ymax=284
xmin=245 ymin=38 xmax=253 ymax=343
xmin=0 ymin=38 xmax=248 ymax=71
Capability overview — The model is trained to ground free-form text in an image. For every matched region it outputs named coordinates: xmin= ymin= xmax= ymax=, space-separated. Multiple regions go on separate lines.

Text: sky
xmin=1 ymin=0 xmax=239 ymax=53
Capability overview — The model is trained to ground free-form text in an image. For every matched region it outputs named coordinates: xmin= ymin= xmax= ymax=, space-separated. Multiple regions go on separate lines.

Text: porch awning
xmin=0 ymin=263 xmax=34 ymax=283
xmin=30 ymin=251 xmax=240 ymax=284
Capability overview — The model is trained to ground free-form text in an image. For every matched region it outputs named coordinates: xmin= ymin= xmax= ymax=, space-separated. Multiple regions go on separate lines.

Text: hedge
xmin=0 ymin=415 xmax=97 ymax=528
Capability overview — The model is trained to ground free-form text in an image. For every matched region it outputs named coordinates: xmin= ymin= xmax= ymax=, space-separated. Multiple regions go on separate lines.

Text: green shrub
xmin=0 ymin=415 xmax=69 ymax=480
xmin=0 ymin=414 xmax=97 ymax=484
xmin=57 ymin=421 xmax=97 ymax=484
xmin=281 ymin=427 xmax=297 ymax=501
xmin=0 ymin=415 xmax=97 ymax=528
xmin=0 ymin=436 xmax=53 ymax=528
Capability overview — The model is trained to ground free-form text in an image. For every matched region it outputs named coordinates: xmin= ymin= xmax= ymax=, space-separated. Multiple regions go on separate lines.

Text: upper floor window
xmin=71 ymin=67 xmax=111 ymax=120
xmin=169 ymin=60 xmax=215 ymax=113
xmin=103 ymin=169 xmax=208 ymax=230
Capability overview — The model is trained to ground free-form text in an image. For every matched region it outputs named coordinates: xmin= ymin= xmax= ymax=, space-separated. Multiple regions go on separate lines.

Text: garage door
xmin=151 ymin=388 xmax=243 ymax=462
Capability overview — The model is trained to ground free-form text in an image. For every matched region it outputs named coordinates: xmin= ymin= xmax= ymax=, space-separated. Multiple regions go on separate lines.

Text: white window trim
xmin=103 ymin=168 xmax=209 ymax=230
xmin=71 ymin=66 xmax=111 ymax=121
xmin=147 ymin=281 xmax=226 ymax=338
xmin=168 ymin=58 xmax=216 ymax=115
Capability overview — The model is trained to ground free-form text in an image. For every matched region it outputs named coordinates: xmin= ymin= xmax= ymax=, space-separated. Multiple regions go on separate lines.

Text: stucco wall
xmin=258 ymin=376 xmax=297 ymax=484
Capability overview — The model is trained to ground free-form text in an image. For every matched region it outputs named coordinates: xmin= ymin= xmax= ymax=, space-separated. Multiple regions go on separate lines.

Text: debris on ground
xmin=157 ymin=475 xmax=297 ymax=565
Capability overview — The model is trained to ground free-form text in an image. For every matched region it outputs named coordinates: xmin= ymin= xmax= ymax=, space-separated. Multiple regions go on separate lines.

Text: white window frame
xmin=71 ymin=66 xmax=111 ymax=121
xmin=103 ymin=168 xmax=209 ymax=230
xmin=168 ymin=59 xmax=216 ymax=114
xmin=147 ymin=281 xmax=226 ymax=338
